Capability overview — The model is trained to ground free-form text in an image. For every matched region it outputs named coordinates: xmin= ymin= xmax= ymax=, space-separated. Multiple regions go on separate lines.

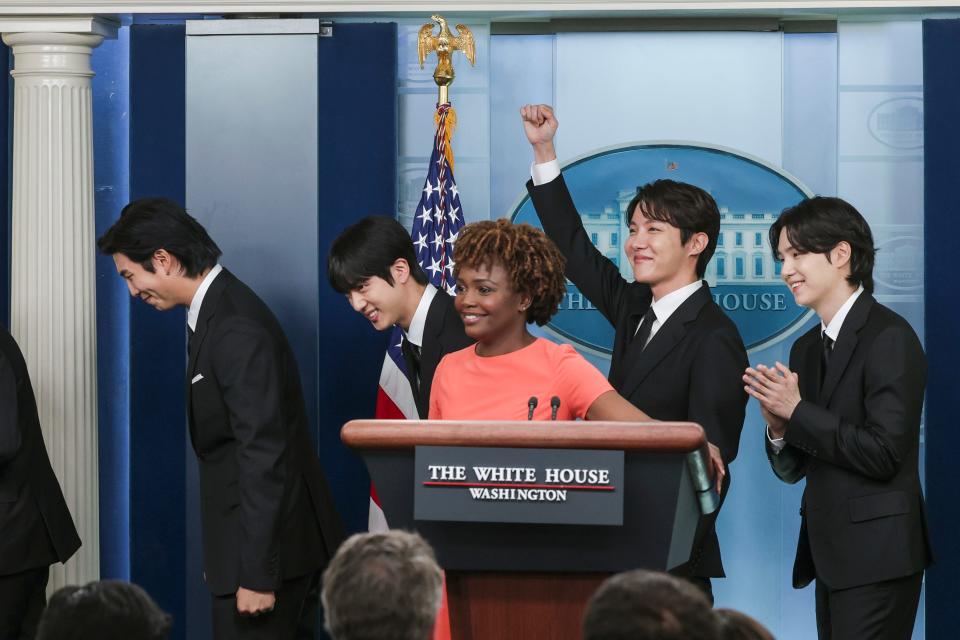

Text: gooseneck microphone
xmin=550 ymin=396 xmax=561 ymax=420
xmin=527 ymin=396 xmax=539 ymax=420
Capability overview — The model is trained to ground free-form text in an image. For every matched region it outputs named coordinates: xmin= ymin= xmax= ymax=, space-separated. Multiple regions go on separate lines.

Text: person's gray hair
xmin=322 ymin=530 xmax=443 ymax=640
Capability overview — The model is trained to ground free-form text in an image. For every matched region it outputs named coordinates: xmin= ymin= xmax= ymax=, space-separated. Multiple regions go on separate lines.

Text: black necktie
xmin=820 ymin=332 xmax=834 ymax=386
xmin=404 ymin=340 xmax=422 ymax=392
xmin=187 ymin=327 xmax=195 ymax=357
xmin=634 ymin=307 xmax=657 ymax=351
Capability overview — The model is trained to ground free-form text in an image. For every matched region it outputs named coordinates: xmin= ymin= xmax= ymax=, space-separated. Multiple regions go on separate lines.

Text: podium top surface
xmin=341 ymin=420 xmax=706 ymax=453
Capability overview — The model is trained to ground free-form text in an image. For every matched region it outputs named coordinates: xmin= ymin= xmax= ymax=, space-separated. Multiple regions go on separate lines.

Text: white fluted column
xmin=0 ymin=17 xmax=116 ymax=590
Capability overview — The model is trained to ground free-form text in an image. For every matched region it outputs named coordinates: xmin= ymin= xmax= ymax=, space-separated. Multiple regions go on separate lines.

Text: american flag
xmin=369 ymin=103 xmax=465 ymax=531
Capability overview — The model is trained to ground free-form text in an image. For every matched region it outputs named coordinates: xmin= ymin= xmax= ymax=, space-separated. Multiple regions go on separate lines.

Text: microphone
xmin=527 ymin=396 xmax=538 ymax=420
xmin=550 ymin=396 xmax=561 ymax=420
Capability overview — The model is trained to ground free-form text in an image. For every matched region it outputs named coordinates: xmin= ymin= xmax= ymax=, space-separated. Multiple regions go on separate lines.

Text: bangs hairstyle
xmin=769 ymin=196 xmax=876 ymax=293
xmin=626 ymin=179 xmax=721 ymax=278
xmin=453 ymin=219 xmax=566 ymax=327
xmin=327 ymin=216 xmax=428 ymax=294
xmin=96 ymin=197 xmax=221 ymax=278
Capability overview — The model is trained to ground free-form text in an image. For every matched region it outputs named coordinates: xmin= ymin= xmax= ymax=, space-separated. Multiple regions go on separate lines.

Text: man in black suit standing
xmin=745 ymin=197 xmax=931 ymax=639
xmin=0 ymin=328 xmax=81 ymax=639
xmin=327 ymin=216 xmax=472 ymax=419
xmin=98 ymin=198 xmax=345 ymax=639
xmin=521 ymin=105 xmax=747 ymax=600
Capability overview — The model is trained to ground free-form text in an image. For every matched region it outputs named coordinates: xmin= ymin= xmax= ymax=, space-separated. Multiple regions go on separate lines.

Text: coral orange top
xmin=428 ymin=338 xmax=613 ymax=421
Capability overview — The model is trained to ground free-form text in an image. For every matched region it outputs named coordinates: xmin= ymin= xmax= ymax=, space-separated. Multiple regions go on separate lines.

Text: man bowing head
xmin=98 ymin=197 xmax=344 ymax=639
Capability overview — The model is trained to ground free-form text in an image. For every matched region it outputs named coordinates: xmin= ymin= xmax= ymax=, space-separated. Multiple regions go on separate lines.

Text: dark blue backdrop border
xmin=922 ymin=18 xmax=960 ymax=638
xmin=317 ymin=22 xmax=398 ymax=534
xmin=128 ymin=23 xmax=188 ymax=639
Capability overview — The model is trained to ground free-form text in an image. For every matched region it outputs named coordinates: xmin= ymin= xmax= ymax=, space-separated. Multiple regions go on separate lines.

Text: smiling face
xmin=113 ymin=252 xmax=184 ymax=311
xmin=454 ymin=261 xmax=530 ymax=353
xmin=777 ymin=228 xmax=853 ymax=320
xmin=346 ymin=275 xmax=409 ymax=331
xmin=625 ymin=204 xmax=706 ymax=298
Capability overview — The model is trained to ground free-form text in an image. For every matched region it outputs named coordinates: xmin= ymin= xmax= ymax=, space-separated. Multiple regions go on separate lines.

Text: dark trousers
xmin=211 ymin=571 xmax=320 ymax=640
xmin=815 ymin=571 xmax=923 ymax=640
xmin=0 ymin=567 xmax=49 ymax=640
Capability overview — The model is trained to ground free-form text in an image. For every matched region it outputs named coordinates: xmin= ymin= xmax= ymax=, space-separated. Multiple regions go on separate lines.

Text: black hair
xmin=769 ymin=196 xmax=876 ymax=293
xmin=37 ymin=580 xmax=172 ymax=640
xmin=626 ymin=179 xmax=721 ymax=279
xmin=327 ymin=216 xmax=428 ymax=294
xmin=96 ymin=197 xmax=221 ymax=278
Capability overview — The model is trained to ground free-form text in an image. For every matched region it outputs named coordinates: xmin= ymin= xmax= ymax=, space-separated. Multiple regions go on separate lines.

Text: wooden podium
xmin=341 ymin=420 xmax=717 ymax=640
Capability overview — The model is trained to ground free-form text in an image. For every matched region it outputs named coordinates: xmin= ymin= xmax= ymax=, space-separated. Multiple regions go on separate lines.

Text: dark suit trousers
xmin=0 ymin=567 xmax=48 ymax=640
xmin=211 ymin=571 xmax=320 ymax=640
xmin=815 ymin=571 xmax=922 ymax=640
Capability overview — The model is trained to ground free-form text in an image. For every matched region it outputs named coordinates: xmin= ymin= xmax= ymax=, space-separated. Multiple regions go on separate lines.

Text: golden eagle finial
xmin=417 ymin=14 xmax=476 ymax=104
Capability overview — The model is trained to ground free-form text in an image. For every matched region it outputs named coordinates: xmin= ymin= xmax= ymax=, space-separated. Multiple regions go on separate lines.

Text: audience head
xmin=322 ymin=530 xmax=443 ymax=640
xmin=36 ymin=580 xmax=172 ymax=640
xmin=626 ymin=179 xmax=721 ymax=280
xmin=327 ymin=215 xmax=429 ymax=295
xmin=582 ymin=570 xmax=721 ymax=640
xmin=715 ymin=608 xmax=775 ymax=640
xmin=452 ymin=219 xmax=566 ymax=328
xmin=769 ymin=196 xmax=876 ymax=295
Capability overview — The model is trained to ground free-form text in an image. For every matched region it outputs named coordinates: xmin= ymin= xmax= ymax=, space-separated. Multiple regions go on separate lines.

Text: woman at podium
xmin=428 ymin=219 xmax=652 ymax=423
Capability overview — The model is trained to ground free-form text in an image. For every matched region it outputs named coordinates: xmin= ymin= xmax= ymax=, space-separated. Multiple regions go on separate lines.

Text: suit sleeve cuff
xmin=766 ymin=425 xmax=786 ymax=454
xmin=531 ymin=159 xmax=561 ymax=186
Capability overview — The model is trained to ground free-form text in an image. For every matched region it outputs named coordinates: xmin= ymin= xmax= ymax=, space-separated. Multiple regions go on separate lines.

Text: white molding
xmin=0 ymin=16 xmax=118 ymax=37
xmin=0 ymin=0 xmax=955 ymax=15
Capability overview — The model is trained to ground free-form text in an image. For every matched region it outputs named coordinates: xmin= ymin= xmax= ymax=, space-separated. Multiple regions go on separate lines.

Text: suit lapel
xmin=797 ymin=329 xmax=821 ymax=403
xmin=618 ymin=284 xmax=711 ymax=399
xmin=419 ymin=292 xmax=446 ymax=380
xmin=609 ymin=309 xmax=645 ymax=389
xmin=186 ymin=269 xmax=232 ymax=389
xmin=819 ymin=293 xmax=873 ymax=406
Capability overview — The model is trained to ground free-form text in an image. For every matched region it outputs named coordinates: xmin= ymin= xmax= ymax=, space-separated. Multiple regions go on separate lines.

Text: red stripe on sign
xmin=423 ymin=481 xmax=615 ymax=491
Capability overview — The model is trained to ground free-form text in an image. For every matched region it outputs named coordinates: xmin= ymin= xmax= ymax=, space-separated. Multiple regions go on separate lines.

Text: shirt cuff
xmin=530 ymin=159 xmax=561 ymax=186
xmin=766 ymin=425 xmax=786 ymax=454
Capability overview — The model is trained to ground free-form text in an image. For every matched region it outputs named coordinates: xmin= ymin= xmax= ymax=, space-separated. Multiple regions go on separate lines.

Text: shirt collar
xmin=404 ymin=284 xmax=437 ymax=348
xmin=650 ymin=280 xmax=703 ymax=325
xmin=187 ymin=264 xmax=223 ymax=331
xmin=821 ymin=285 xmax=864 ymax=342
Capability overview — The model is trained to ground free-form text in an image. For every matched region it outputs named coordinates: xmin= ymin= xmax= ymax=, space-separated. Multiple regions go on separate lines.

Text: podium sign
xmin=414 ymin=446 xmax=625 ymax=525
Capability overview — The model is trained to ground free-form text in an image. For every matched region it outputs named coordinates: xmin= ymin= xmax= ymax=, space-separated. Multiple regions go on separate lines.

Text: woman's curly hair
xmin=453 ymin=219 xmax=567 ymax=326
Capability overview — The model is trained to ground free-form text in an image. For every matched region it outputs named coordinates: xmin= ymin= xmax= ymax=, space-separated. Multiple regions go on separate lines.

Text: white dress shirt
xmin=531 ymin=159 xmax=562 ymax=186
xmin=187 ymin=263 xmax=223 ymax=332
xmin=404 ymin=284 xmax=438 ymax=349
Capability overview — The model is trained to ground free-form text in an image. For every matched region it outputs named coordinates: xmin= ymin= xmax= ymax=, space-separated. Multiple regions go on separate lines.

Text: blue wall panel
xmin=92 ymin=24 xmax=132 ymax=583
xmin=317 ymin=23 xmax=398 ymax=534
xmin=922 ymin=18 xmax=960 ymax=637
xmin=128 ymin=23 xmax=188 ymax=640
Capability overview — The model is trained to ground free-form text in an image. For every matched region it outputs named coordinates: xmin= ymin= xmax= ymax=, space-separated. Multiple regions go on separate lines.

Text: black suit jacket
xmin=188 ymin=269 xmax=345 ymax=596
xmin=528 ymin=175 xmax=748 ymax=577
xmin=767 ymin=293 xmax=932 ymax=590
xmin=401 ymin=289 xmax=473 ymax=419
xmin=0 ymin=328 xmax=81 ymax=576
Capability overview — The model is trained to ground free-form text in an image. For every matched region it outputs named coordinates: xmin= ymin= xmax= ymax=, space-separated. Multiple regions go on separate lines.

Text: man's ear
xmin=152 ymin=249 xmax=173 ymax=275
xmin=390 ymin=258 xmax=411 ymax=285
xmin=686 ymin=232 xmax=709 ymax=258
xmin=831 ymin=241 xmax=852 ymax=269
